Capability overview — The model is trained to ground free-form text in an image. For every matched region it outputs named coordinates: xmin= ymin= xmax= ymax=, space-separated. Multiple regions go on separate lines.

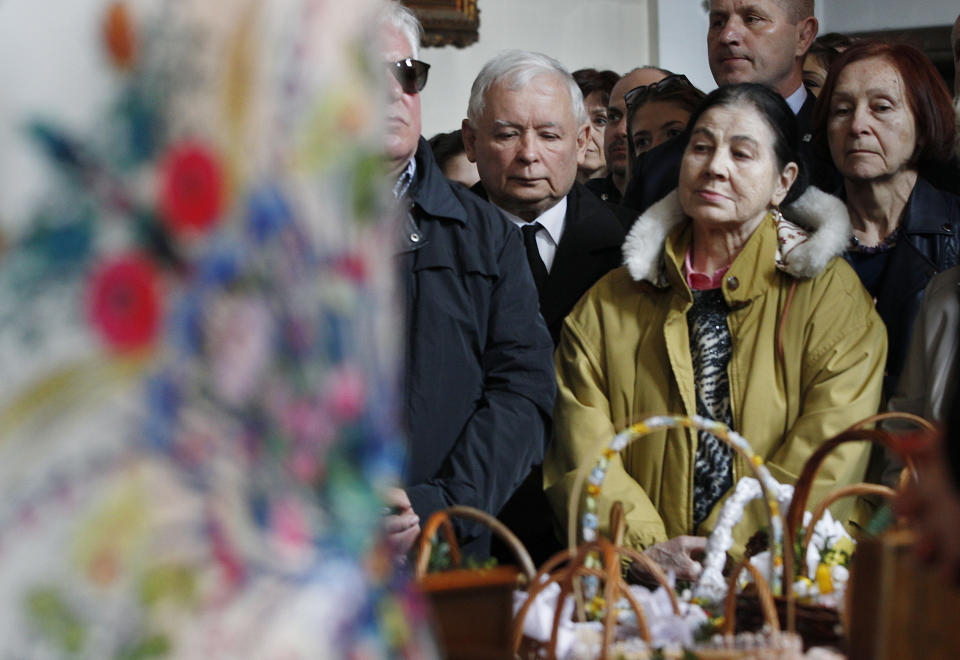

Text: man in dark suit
xmin=623 ymin=0 xmax=840 ymax=213
xmin=461 ymin=50 xmax=632 ymax=345
xmin=460 ymin=50 xmax=631 ymax=562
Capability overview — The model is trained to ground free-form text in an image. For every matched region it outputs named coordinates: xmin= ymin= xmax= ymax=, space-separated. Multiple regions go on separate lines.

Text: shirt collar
xmin=684 ymin=247 xmax=730 ymax=290
xmin=393 ymin=157 xmax=417 ymax=199
xmin=505 ymin=196 xmax=568 ymax=245
xmin=784 ymin=84 xmax=807 ymax=116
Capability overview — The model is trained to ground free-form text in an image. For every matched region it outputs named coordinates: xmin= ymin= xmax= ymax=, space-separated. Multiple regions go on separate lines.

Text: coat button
xmin=943 ymin=223 xmax=953 ymax=233
xmin=726 ymin=276 xmax=740 ymax=290
xmin=410 ymin=232 xmax=421 ymax=243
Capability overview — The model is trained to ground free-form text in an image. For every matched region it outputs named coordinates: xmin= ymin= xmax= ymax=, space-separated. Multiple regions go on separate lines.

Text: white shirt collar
xmin=505 ymin=197 xmax=567 ymax=243
xmin=504 ymin=196 xmax=568 ymax=273
xmin=531 ymin=197 xmax=567 ymax=244
xmin=393 ymin=157 xmax=417 ymax=199
xmin=785 ymin=84 xmax=807 ymax=116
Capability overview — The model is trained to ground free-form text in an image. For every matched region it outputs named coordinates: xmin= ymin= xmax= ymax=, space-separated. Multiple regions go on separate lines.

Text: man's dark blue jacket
xmin=400 ymin=138 xmax=556 ymax=557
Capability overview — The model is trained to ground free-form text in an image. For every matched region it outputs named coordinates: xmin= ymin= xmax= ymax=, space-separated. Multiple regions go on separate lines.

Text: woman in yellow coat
xmin=544 ymin=84 xmax=886 ymax=577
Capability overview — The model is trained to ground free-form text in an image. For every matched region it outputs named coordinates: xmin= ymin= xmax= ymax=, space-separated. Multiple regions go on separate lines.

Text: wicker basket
xmin=414 ymin=506 xmax=535 ymax=660
xmin=536 ymin=415 xmax=791 ymax=659
xmin=512 ymin=501 xmax=681 ymax=659
xmin=544 ymin=412 xmax=932 ymax=657
xmin=723 ymin=411 xmax=929 ymax=651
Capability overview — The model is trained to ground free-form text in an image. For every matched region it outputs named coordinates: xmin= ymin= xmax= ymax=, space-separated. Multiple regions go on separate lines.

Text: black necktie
xmin=521 ymin=222 xmax=548 ymax=292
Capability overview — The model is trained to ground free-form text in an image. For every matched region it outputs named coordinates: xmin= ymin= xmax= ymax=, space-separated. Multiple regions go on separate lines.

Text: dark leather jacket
xmin=846 ymin=176 xmax=960 ymax=395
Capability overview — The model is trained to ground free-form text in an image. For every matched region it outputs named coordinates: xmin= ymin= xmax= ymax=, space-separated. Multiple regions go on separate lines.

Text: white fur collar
xmin=622 ymin=187 xmax=852 ymax=285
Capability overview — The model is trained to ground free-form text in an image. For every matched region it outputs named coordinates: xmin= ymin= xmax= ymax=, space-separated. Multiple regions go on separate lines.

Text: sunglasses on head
xmin=388 ymin=58 xmax=430 ymax=94
xmin=623 ymin=73 xmax=693 ymax=110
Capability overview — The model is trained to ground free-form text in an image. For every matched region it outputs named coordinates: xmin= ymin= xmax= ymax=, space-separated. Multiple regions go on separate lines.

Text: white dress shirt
xmin=785 ymin=84 xmax=807 ymax=116
xmin=505 ymin=197 xmax=567 ymax=273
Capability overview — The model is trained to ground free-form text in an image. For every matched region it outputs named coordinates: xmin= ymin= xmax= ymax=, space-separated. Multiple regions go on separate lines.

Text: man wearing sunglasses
xmin=377 ymin=2 xmax=556 ymax=564
xmin=623 ymin=0 xmax=839 ymax=214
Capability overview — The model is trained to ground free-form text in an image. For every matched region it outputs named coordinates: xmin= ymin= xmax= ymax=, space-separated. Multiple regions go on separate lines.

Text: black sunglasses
xmin=623 ymin=73 xmax=693 ymax=110
xmin=388 ymin=58 xmax=430 ymax=95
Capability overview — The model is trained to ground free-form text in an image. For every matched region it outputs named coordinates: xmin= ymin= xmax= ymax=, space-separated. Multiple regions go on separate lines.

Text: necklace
xmin=850 ymin=226 xmax=900 ymax=254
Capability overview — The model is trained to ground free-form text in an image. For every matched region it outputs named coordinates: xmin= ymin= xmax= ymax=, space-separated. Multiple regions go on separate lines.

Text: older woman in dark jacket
xmin=813 ymin=41 xmax=960 ymax=396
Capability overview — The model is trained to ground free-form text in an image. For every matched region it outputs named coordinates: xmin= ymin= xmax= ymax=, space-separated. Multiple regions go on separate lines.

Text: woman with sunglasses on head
xmin=544 ymin=84 xmax=885 ymax=578
xmin=623 ymin=74 xmax=706 ymax=184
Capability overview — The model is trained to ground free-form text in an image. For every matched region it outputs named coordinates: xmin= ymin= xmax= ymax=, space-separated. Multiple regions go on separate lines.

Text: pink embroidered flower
xmin=158 ymin=142 xmax=224 ymax=235
xmin=271 ymin=498 xmax=310 ymax=547
xmin=335 ymin=253 xmax=367 ymax=283
xmin=205 ymin=297 xmax=272 ymax=406
xmin=326 ymin=365 xmax=365 ymax=422
xmin=88 ymin=254 xmax=162 ymax=352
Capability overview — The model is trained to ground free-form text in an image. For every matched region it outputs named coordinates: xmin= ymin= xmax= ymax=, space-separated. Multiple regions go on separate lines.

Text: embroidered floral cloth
xmin=0 ymin=1 xmax=432 ymax=657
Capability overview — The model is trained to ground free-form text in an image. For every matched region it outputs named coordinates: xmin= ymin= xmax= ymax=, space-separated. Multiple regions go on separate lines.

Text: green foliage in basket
xmin=426 ymin=540 xmax=498 ymax=573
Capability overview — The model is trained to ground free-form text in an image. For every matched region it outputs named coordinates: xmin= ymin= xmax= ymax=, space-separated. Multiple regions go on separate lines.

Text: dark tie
xmin=521 ymin=222 xmax=548 ymax=292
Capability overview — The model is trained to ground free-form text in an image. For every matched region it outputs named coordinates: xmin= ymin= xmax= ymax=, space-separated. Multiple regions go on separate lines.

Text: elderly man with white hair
xmin=462 ymin=50 xmax=633 ymax=344
xmin=461 ymin=50 xmax=632 ymax=562
xmin=376 ymin=3 xmax=556 ymax=561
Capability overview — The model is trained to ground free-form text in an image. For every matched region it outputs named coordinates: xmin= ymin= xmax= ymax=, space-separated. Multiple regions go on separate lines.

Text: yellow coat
xmin=544 ymin=189 xmax=887 ymax=555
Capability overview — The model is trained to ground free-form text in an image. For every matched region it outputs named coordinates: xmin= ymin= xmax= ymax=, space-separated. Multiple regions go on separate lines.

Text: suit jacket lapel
xmin=540 ymin=183 xmax=624 ymax=328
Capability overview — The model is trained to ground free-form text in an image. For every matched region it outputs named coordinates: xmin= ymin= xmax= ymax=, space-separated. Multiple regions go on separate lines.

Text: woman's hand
xmin=383 ymin=487 xmax=420 ymax=563
xmin=636 ymin=535 xmax=707 ymax=582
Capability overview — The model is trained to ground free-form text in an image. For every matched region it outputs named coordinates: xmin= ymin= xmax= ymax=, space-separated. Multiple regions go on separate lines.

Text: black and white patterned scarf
xmin=687 ymin=288 xmax=735 ymax=527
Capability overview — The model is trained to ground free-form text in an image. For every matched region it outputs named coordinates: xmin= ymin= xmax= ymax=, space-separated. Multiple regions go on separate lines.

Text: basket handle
xmin=781 ymin=412 xmax=932 ymax=629
xmin=851 ymin=411 xmax=931 ymax=482
xmin=721 ymin=558 xmax=780 ymax=635
xmin=798 ymin=482 xmax=896 ymax=567
xmin=414 ymin=505 xmax=536 ymax=581
xmin=565 ymin=415 xmax=784 ymax=600
xmin=510 ymin=539 xmax=681 ymax=659
xmin=511 ymin=547 xmax=579 ymax=655
xmin=782 ymin=424 xmax=917 ymax=583
xmin=609 ymin=500 xmax=626 ymax=547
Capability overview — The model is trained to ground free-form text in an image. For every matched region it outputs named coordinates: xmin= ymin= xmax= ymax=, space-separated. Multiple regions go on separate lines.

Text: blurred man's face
xmin=708 ymin=0 xmax=814 ymax=97
xmin=462 ymin=73 xmax=587 ymax=221
xmin=380 ymin=25 xmax=422 ymax=176
xmin=604 ymin=68 xmax=668 ymax=185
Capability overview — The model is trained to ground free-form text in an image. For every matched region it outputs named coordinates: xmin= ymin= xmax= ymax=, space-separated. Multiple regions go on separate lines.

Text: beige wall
xmin=824 ymin=0 xmax=957 ymax=31
xmin=419 ymin=0 xmax=655 ymax=138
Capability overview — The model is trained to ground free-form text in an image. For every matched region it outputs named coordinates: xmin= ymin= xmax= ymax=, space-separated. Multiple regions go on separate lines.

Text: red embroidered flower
xmin=88 ymin=254 xmax=162 ymax=352
xmin=158 ymin=142 xmax=224 ymax=235
xmin=335 ymin=253 xmax=368 ymax=282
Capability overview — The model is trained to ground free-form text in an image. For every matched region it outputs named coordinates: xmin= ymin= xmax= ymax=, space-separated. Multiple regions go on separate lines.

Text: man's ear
xmin=461 ymin=119 xmax=478 ymax=163
xmin=795 ymin=16 xmax=818 ymax=59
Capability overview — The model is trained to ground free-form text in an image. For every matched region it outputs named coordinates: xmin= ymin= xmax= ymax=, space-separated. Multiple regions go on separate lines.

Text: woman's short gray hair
xmin=376 ymin=1 xmax=422 ymax=58
xmin=466 ymin=50 xmax=587 ymax=126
